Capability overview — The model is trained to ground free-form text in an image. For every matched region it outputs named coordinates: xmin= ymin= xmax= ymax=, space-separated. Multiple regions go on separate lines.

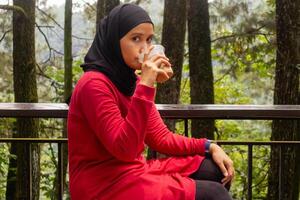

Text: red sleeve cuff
xmin=134 ymin=84 xmax=156 ymax=102
xmin=199 ymin=138 xmax=208 ymax=155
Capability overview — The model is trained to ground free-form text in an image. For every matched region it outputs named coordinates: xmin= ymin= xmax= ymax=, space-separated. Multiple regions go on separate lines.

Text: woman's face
xmin=120 ymin=23 xmax=154 ymax=70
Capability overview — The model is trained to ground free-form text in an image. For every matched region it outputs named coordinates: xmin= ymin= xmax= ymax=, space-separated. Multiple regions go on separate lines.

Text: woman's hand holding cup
xmin=139 ymin=45 xmax=173 ymax=86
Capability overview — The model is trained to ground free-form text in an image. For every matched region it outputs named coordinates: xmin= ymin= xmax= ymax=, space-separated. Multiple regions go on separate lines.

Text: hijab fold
xmin=81 ymin=4 xmax=153 ymax=96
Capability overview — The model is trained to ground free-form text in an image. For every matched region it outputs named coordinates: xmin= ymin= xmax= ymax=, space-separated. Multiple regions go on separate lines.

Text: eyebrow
xmin=129 ymin=32 xmax=154 ymax=37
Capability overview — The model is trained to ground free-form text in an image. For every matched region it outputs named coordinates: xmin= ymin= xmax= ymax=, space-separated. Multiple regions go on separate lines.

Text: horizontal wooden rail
xmin=0 ymin=103 xmax=300 ymax=119
xmin=0 ymin=138 xmax=299 ymax=145
xmin=0 ymin=103 xmax=299 ymax=200
xmin=0 ymin=138 xmax=68 ymax=143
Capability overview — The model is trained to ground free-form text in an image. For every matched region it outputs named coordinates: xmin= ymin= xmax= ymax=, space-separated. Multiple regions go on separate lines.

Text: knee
xmin=191 ymin=158 xmax=224 ymax=183
xmin=198 ymin=181 xmax=232 ymax=200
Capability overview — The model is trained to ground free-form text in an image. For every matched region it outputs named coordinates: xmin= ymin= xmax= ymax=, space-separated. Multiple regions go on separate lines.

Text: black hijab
xmin=81 ymin=4 xmax=153 ymax=96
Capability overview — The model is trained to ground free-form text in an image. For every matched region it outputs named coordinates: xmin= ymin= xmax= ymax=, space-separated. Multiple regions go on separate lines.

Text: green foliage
xmin=0 ymin=0 xmax=281 ymax=199
xmin=209 ymin=1 xmax=275 ymax=197
xmin=38 ymin=59 xmax=83 ymax=103
xmin=0 ymin=118 xmax=16 ymax=199
xmin=214 ymin=76 xmax=252 ymax=104
xmin=39 ymin=118 xmax=65 ymax=199
xmin=180 ymin=64 xmax=191 ymax=104
xmin=176 ymin=1 xmax=276 ymax=198
xmin=210 ymin=0 xmax=276 ymax=106
xmin=72 ymin=60 xmax=84 ymax=84
xmin=0 ymin=10 xmax=12 ymax=51
xmin=0 ymin=143 xmax=11 ymax=199
xmin=40 ymin=144 xmax=57 ymax=199
xmin=217 ymin=120 xmax=271 ymax=199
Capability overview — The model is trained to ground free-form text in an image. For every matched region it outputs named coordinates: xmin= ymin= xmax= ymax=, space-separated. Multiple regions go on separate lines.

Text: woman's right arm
xmin=78 ymin=78 xmax=155 ymax=162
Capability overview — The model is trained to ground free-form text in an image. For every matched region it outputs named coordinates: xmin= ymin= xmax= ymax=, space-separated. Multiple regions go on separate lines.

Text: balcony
xmin=0 ymin=103 xmax=299 ymax=199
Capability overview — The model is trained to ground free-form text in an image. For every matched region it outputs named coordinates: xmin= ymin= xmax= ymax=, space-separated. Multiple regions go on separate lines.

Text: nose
xmin=139 ymin=43 xmax=148 ymax=53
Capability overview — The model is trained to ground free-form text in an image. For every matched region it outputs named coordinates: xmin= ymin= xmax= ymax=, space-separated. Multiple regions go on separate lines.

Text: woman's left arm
xmin=144 ymin=105 xmax=235 ymax=183
xmin=144 ymin=105 xmax=207 ymax=156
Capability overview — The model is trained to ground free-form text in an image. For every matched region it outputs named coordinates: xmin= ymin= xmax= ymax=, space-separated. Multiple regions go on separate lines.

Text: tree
xmin=62 ymin=0 xmax=72 ymax=195
xmin=155 ymin=0 xmax=186 ymax=131
xmin=9 ymin=0 xmax=40 ymax=199
xmin=96 ymin=0 xmax=119 ymax=26
xmin=52 ymin=0 xmax=73 ymax=198
xmin=267 ymin=0 xmax=300 ymax=199
xmin=187 ymin=0 xmax=214 ymax=139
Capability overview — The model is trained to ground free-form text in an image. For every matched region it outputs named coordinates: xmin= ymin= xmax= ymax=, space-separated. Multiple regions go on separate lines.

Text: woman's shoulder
xmin=70 ymin=71 xmax=120 ymax=107
xmin=73 ymin=71 xmax=119 ymax=98
xmin=81 ymin=71 xmax=110 ymax=83
xmin=78 ymin=71 xmax=114 ymax=89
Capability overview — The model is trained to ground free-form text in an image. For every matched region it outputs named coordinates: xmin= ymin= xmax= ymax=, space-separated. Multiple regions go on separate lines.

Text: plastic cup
xmin=148 ymin=44 xmax=165 ymax=59
xmin=138 ymin=44 xmax=165 ymax=63
xmin=138 ymin=44 xmax=173 ymax=83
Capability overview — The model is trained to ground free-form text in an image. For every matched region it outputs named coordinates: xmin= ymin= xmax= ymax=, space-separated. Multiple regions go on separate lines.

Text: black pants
xmin=189 ymin=159 xmax=232 ymax=200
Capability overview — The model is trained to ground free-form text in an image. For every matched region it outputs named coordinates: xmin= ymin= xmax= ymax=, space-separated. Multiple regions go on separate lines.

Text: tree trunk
xmin=96 ymin=0 xmax=119 ymax=26
xmin=148 ymin=0 xmax=187 ymax=159
xmin=267 ymin=0 xmax=300 ymax=199
xmin=156 ymin=0 xmax=186 ymax=131
xmin=187 ymin=0 xmax=214 ymax=139
xmin=53 ymin=0 xmax=73 ymax=198
xmin=62 ymin=0 xmax=72 ymax=197
xmin=9 ymin=0 xmax=40 ymax=199
xmin=64 ymin=0 xmax=73 ymax=105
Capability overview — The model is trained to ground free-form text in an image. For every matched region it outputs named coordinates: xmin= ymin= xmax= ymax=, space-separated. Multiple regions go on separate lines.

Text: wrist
xmin=140 ymin=79 xmax=155 ymax=87
xmin=209 ymin=143 xmax=219 ymax=154
xmin=205 ymin=140 xmax=211 ymax=157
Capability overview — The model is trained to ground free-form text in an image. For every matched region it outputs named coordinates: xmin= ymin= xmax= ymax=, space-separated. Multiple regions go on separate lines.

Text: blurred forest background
xmin=0 ymin=0 xmax=299 ymax=199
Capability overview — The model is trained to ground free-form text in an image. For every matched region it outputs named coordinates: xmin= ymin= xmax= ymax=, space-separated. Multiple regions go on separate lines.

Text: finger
xmin=221 ymin=173 xmax=231 ymax=182
xmin=154 ymin=59 xmax=171 ymax=69
xmin=161 ymin=64 xmax=172 ymax=69
xmin=164 ymin=68 xmax=173 ymax=77
xmin=221 ymin=176 xmax=228 ymax=183
xmin=156 ymin=69 xmax=169 ymax=83
xmin=152 ymin=56 xmax=171 ymax=65
xmin=222 ymin=173 xmax=233 ymax=183
xmin=225 ymin=160 xmax=234 ymax=177
xmin=227 ymin=166 xmax=235 ymax=178
xmin=218 ymin=162 xmax=228 ymax=177
xmin=149 ymin=54 xmax=169 ymax=62
xmin=160 ymin=59 xmax=172 ymax=67
xmin=157 ymin=68 xmax=169 ymax=78
xmin=222 ymin=177 xmax=233 ymax=189
xmin=222 ymin=179 xmax=231 ymax=186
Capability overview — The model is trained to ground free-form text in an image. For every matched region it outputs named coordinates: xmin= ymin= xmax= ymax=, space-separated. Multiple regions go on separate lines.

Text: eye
xmin=132 ymin=36 xmax=140 ymax=42
xmin=147 ymin=36 xmax=153 ymax=44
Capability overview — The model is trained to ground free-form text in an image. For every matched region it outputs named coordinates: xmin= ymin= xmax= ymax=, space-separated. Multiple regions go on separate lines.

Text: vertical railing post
xmin=184 ymin=119 xmax=188 ymax=137
xmin=247 ymin=144 xmax=253 ymax=200
xmin=29 ymin=143 xmax=32 ymax=200
xmin=278 ymin=145 xmax=282 ymax=200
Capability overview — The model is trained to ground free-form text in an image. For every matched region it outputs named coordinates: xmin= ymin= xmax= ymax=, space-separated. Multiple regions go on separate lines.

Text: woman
xmin=68 ymin=3 xmax=234 ymax=200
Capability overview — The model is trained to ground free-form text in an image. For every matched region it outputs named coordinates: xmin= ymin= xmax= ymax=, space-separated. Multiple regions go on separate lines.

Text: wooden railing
xmin=1 ymin=103 xmax=299 ymax=119
xmin=0 ymin=103 xmax=299 ymax=200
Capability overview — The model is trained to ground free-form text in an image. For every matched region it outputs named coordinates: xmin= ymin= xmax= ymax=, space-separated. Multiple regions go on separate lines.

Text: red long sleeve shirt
xmin=68 ymin=71 xmax=207 ymax=200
